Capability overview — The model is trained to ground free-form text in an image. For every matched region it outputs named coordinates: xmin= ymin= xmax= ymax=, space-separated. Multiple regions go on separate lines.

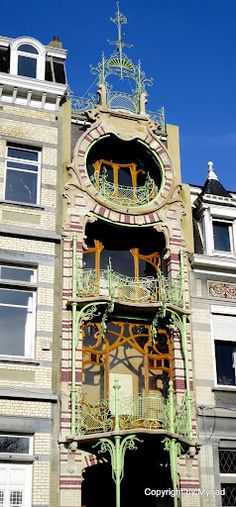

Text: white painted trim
xmin=0 ymin=71 xmax=67 ymax=96
xmin=203 ymin=209 xmax=212 ymax=255
xmin=10 ymin=37 xmax=45 ymax=80
xmin=192 ymin=254 xmax=236 ymax=270
xmin=210 ymin=206 xmax=236 ymax=219
xmin=194 ymin=269 xmax=236 ymax=277
xmin=46 ymin=49 xmax=66 ymax=59
xmin=211 ymin=305 xmax=236 ymax=315
xmin=210 ymin=312 xmax=218 ymax=387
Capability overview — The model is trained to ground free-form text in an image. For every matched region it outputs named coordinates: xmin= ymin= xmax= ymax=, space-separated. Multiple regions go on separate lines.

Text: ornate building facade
xmin=0 ymin=5 xmax=235 ymax=507
xmin=60 ymin=6 xmax=199 ymax=507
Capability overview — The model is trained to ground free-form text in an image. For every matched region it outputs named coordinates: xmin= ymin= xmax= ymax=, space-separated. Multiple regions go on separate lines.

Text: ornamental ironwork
xmin=76 ymin=386 xmax=191 ymax=439
xmin=68 ymin=3 xmax=165 ymax=126
xmin=90 ymin=170 xmax=157 ymax=206
xmin=77 ymin=267 xmax=184 ymax=307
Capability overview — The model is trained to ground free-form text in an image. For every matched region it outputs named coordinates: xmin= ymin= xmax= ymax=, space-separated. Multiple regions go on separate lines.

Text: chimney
xmin=49 ymin=35 xmax=62 ymax=48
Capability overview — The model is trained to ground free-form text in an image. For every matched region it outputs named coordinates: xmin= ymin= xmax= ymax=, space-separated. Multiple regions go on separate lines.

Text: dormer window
xmin=212 ymin=221 xmax=232 ymax=252
xmin=10 ymin=37 xmax=45 ymax=80
xmin=17 ymin=44 xmax=38 ymax=78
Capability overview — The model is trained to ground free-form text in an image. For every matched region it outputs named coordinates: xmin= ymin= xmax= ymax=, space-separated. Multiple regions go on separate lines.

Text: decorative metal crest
xmin=68 ymin=2 xmax=167 ymax=123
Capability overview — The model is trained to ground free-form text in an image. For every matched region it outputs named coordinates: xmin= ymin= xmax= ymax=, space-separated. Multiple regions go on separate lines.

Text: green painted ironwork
xmin=149 ymin=106 xmax=165 ymax=128
xmin=71 ymin=234 xmax=113 ymax=434
xmin=68 ymin=4 xmax=165 ymax=128
xmin=164 ymin=437 xmax=182 ymax=507
xmin=77 ymin=384 xmax=191 ymax=439
xmin=166 ymin=250 xmax=192 ymax=441
xmin=163 ymin=380 xmax=182 ymax=506
xmin=70 ymin=93 xmax=98 ymax=114
xmin=106 ymin=89 xmax=139 ymax=113
xmin=94 ymin=380 xmax=142 ymax=507
xmin=90 ymin=170 xmax=157 ymax=206
xmin=77 ymin=266 xmax=184 ymax=307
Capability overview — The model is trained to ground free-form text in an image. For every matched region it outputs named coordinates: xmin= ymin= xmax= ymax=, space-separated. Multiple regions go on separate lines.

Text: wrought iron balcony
xmin=77 ymin=268 xmax=184 ymax=308
xmin=90 ymin=172 xmax=157 ymax=207
xmin=76 ymin=387 xmax=190 ymax=440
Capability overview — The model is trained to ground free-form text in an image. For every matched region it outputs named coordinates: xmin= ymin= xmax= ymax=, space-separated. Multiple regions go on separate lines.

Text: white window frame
xmin=211 ymin=219 xmax=234 ymax=256
xmin=211 ymin=305 xmax=236 ymax=388
xmin=0 ymin=435 xmax=33 ymax=507
xmin=10 ymin=37 xmax=45 ymax=80
xmin=219 ymin=447 xmax=236 ymax=507
xmin=0 ymin=265 xmax=37 ymax=359
xmin=4 ymin=145 xmax=41 ymax=206
xmin=0 ymin=435 xmax=33 ymax=455
xmin=0 ymin=463 xmax=32 ymax=507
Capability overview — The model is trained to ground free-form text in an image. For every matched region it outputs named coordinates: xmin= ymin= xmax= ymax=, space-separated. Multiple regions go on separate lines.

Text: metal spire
xmin=109 ymin=2 xmax=133 ymax=79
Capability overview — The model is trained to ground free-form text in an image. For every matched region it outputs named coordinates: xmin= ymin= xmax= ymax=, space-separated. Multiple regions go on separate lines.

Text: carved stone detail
xmin=208 ymin=281 xmax=236 ymax=300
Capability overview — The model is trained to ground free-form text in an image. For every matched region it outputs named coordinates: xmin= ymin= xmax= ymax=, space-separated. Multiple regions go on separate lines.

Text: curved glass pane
xmin=18 ymin=44 xmax=38 ymax=54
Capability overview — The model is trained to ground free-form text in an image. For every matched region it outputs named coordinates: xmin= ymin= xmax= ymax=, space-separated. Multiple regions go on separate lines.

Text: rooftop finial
xmin=208 ymin=161 xmax=218 ymax=180
xmin=109 ymin=2 xmax=133 ymax=79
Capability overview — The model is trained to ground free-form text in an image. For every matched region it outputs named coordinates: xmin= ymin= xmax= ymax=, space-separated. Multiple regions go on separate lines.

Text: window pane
xmin=5 ymin=170 xmax=37 ymax=204
xmin=45 ymin=59 xmax=53 ymax=81
xmin=0 ymin=46 xmax=10 ymax=73
xmin=0 ymin=305 xmax=32 ymax=355
xmin=53 ymin=60 xmax=66 ymax=84
xmin=18 ymin=56 xmax=37 ymax=78
xmin=215 ymin=340 xmax=236 ymax=385
xmin=0 ymin=289 xmax=32 ymax=306
xmin=18 ymin=44 xmax=38 ymax=54
xmin=219 ymin=449 xmax=236 ymax=474
xmin=0 ymin=267 xmax=34 ymax=282
xmin=0 ymin=436 xmax=29 ymax=454
xmin=101 ymin=249 xmax=134 ymax=276
xmin=10 ymin=490 xmax=23 ymax=506
xmin=213 ymin=222 xmax=231 ymax=251
xmin=8 ymin=148 xmax=38 ymax=161
xmin=221 ymin=484 xmax=236 ymax=507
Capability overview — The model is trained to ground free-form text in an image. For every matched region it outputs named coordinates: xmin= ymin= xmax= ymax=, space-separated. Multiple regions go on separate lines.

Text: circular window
xmin=86 ymin=135 xmax=163 ymax=207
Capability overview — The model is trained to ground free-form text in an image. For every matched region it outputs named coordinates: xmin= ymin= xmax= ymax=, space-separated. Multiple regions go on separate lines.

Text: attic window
xmin=17 ymin=44 xmax=39 ymax=78
xmin=18 ymin=44 xmax=38 ymax=54
xmin=0 ymin=46 xmax=10 ymax=73
xmin=45 ymin=57 xmax=66 ymax=84
xmin=213 ymin=221 xmax=232 ymax=252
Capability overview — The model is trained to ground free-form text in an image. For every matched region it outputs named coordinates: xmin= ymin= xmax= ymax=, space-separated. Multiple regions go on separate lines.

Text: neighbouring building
xmin=191 ymin=163 xmax=236 ymax=507
xmin=0 ymin=5 xmax=235 ymax=507
xmin=0 ymin=33 xmax=67 ymax=507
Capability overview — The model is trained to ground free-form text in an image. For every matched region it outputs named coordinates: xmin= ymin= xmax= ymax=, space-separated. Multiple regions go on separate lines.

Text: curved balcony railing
xmin=77 ymin=390 xmax=190 ymax=439
xmin=77 ymin=268 xmax=184 ymax=307
xmin=90 ymin=172 xmax=157 ymax=207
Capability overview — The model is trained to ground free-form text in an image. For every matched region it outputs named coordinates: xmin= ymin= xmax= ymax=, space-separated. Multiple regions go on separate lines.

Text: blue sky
xmin=2 ymin=0 xmax=236 ymax=190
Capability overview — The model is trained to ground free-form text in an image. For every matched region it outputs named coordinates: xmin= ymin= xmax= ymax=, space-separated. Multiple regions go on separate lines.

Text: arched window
xmin=10 ymin=38 xmax=45 ymax=80
xmin=17 ymin=44 xmax=39 ymax=78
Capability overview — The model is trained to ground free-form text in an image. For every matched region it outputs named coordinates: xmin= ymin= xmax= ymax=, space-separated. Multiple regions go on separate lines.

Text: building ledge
xmin=64 ymin=428 xmax=196 ymax=453
xmin=191 ymin=253 xmax=236 ymax=272
xmin=212 ymin=386 xmax=236 ymax=393
xmin=0 ymin=387 xmax=58 ymax=402
xmin=0 ymin=224 xmax=61 ymax=242
xmin=0 ymin=454 xmax=35 ymax=463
